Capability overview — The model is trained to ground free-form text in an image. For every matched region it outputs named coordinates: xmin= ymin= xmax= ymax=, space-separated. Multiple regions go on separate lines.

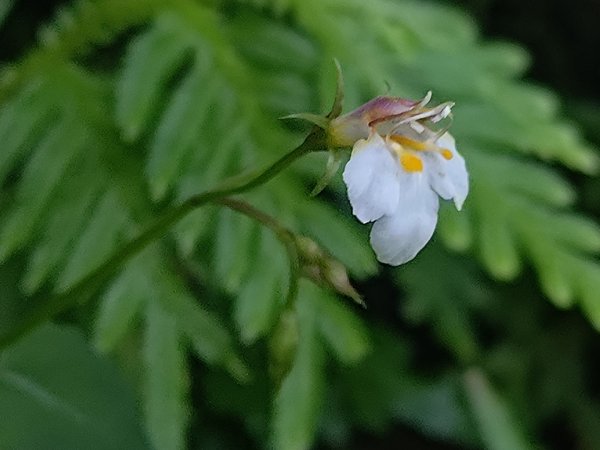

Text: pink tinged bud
xmin=327 ymin=92 xmax=446 ymax=148
xmin=329 ymin=96 xmax=421 ymax=146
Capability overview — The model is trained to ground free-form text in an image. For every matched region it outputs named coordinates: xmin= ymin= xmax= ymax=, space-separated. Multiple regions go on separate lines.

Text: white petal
xmin=426 ymin=133 xmax=469 ymax=210
xmin=342 ymin=133 xmax=400 ymax=223
xmin=370 ymin=173 xmax=439 ymax=266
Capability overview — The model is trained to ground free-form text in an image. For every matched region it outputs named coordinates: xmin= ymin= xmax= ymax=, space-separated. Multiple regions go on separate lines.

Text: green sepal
xmin=310 ymin=149 xmax=343 ymax=196
xmin=281 ymin=112 xmax=329 ymax=129
xmin=327 ymin=58 xmax=344 ymax=118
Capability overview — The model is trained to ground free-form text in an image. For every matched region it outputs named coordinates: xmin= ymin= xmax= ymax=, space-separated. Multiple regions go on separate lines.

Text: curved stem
xmin=217 ymin=198 xmax=301 ymax=306
xmin=0 ymin=129 xmax=325 ymax=349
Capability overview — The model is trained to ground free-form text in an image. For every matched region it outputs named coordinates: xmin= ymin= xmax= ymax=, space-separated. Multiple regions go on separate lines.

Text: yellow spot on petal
xmin=441 ymin=148 xmax=453 ymax=160
xmin=400 ymin=153 xmax=423 ymax=172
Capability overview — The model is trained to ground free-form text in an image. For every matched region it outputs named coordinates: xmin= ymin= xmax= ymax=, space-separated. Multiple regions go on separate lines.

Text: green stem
xmin=217 ymin=198 xmax=301 ymax=306
xmin=0 ymin=129 xmax=325 ymax=349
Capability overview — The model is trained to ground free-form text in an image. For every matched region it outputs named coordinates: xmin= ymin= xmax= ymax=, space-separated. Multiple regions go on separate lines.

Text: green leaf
xmin=116 ymin=14 xmax=194 ymax=142
xmin=378 ymin=0 xmax=477 ymax=49
xmin=94 ymin=252 xmax=151 ymax=353
xmin=147 ymin=58 xmax=214 ymax=200
xmin=464 ymin=368 xmax=535 ymax=450
xmin=454 ymin=104 xmax=598 ymax=173
xmin=174 ymin=123 xmax=240 ymax=255
xmin=395 ymin=375 xmax=478 ymax=445
xmin=573 ymin=261 xmax=600 ymax=331
xmin=214 ymin=207 xmax=259 ymax=293
xmin=0 ymin=114 xmax=87 ymax=262
xmin=144 ymin=299 xmax=189 ymax=450
xmin=477 ymin=200 xmax=521 ymax=281
xmin=398 ymin=245 xmax=486 ymax=363
xmin=438 ymin=204 xmax=473 ymax=252
xmin=234 ymin=229 xmax=285 ymax=344
xmin=230 ymin=14 xmax=318 ymax=74
xmin=57 ymin=190 xmax=130 ymax=290
xmin=336 ymin=325 xmax=478 ymax=444
xmin=0 ymin=324 xmax=147 ymax=450
xmin=22 ymin=158 xmax=103 ymax=293
xmin=155 ymin=266 xmax=250 ymax=383
xmin=0 ymin=0 xmax=14 ymax=27
xmin=525 ymin=245 xmax=574 ymax=307
xmin=272 ymin=283 xmax=325 ymax=450
xmin=298 ymin=199 xmax=377 ymax=278
xmin=311 ymin=289 xmax=370 ymax=365
xmin=0 ymin=80 xmax=54 ymax=184
xmin=470 ymin=150 xmax=576 ymax=208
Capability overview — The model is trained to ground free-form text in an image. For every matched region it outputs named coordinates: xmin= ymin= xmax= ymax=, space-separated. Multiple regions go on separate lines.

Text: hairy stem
xmin=0 ymin=129 xmax=326 ymax=349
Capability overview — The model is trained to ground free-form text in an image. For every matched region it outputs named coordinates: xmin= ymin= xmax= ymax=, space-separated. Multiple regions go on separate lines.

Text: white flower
xmin=334 ymin=93 xmax=468 ymax=266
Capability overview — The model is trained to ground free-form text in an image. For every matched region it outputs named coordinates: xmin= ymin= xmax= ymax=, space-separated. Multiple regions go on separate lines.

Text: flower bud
xmin=295 ymin=235 xmax=364 ymax=307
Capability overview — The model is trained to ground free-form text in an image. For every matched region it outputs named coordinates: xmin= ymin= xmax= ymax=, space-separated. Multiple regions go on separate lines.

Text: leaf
xmin=0 ymin=114 xmax=87 ymax=262
xmin=234 ymin=229 xmax=286 ymax=344
xmin=272 ymin=283 xmax=325 ymax=450
xmin=438 ymin=204 xmax=473 ymax=252
xmin=0 ymin=0 xmax=14 ymax=27
xmin=94 ymin=252 xmax=151 ymax=353
xmin=464 ymin=368 xmax=535 ymax=450
xmin=398 ymin=244 xmax=487 ymax=363
xmin=336 ymin=325 xmax=478 ymax=444
xmin=310 ymin=289 xmax=370 ymax=365
xmin=116 ymin=13 xmax=195 ymax=142
xmin=230 ymin=14 xmax=318 ymax=74
xmin=0 ymin=79 xmax=54 ymax=184
xmin=22 ymin=157 xmax=103 ymax=293
xmin=155 ymin=265 xmax=250 ymax=383
xmin=453 ymin=104 xmax=598 ymax=173
xmin=298 ymin=199 xmax=377 ymax=278
xmin=395 ymin=376 xmax=478 ymax=444
xmin=57 ymin=189 xmax=130 ymax=290
xmin=214 ymin=207 xmax=260 ymax=293
xmin=147 ymin=57 xmax=214 ymax=200
xmin=144 ymin=299 xmax=189 ymax=450
xmin=0 ymin=324 xmax=147 ymax=450
xmin=476 ymin=197 xmax=521 ymax=281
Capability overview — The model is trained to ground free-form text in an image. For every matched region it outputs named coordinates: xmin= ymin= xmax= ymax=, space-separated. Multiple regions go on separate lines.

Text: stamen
xmin=416 ymin=91 xmax=432 ymax=109
xmin=390 ymin=134 xmax=454 ymax=161
xmin=409 ymin=122 xmax=425 ymax=133
xmin=389 ymin=135 xmax=428 ymax=151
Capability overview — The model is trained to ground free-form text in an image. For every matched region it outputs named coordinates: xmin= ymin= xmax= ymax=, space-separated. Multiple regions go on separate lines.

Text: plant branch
xmin=216 ymin=198 xmax=301 ymax=306
xmin=0 ymin=129 xmax=326 ymax=349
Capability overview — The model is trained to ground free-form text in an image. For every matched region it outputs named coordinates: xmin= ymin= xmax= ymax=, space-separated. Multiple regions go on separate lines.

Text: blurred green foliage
xmin=1 ymin=0 xmax=600 ymax=449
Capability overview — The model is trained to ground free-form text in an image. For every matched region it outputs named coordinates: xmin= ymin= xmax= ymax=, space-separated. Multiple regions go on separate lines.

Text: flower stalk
xmin=0 ymin=128 xmax=327 ymax=349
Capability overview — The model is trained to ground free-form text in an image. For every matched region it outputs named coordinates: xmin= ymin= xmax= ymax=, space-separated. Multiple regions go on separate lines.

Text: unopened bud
xmin=295 ymin=235 xmax=364 ymax=307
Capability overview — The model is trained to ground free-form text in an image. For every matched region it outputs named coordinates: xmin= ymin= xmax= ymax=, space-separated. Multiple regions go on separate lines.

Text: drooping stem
xmin=0 ymin=129 xmax=326 ymax=349
xmin=217 ymin=198 xmax=301 ymax=306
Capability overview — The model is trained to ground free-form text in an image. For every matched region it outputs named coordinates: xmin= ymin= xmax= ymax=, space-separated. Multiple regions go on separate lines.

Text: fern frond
xmin=93 ymin=251 xmax=150 ymax=353
xmin=0 ymin=113 xmax=88 ymax=261
xmin=115 ymin=13 xmax=197 ymax=142
xmin=234 ymin=228 xmax=287 ymax=344
xmin=57 ymin=189 xmax=131 ymax=290
xmin=38 ymin=0 xmax=174 ymax=56
xmin=0 ymin=79 xmax=55 ymax=184
xmin=144 ymin=297 xmax=189 ymax=450
xmin=22 ymin=157 xmax=103 ymax=293
xmin=273 ymin=283 xmax=325 ymax=450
